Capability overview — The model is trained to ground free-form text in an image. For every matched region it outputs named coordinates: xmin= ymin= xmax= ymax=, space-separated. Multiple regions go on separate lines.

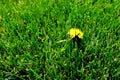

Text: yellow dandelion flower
xmin=68 ymin=28 xmax=83 ymax=39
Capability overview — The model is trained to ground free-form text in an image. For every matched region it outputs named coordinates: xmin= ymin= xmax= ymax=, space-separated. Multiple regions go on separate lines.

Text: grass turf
xmin=0 ymin=0 xmax=120 ymax=79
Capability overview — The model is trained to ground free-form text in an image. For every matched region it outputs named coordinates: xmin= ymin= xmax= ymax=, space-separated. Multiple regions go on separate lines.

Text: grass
xmin=0 ymin=0 xmax=120 ymax=79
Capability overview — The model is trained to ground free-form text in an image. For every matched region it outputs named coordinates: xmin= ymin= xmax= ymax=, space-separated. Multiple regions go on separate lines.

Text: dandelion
xmin=56 ymin=28 xmax=83 ymax=43
xmin=67 ymin=28 xmax=84 ymax=51
xmin=56 ymin=28 xmax=84 ymax=52
xmin=68 ymin=28 xmax=83 ymax=39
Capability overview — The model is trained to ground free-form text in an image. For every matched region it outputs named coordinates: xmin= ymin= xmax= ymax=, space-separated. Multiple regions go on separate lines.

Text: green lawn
xmin=0 ymin=0 xmax=120 ymax=79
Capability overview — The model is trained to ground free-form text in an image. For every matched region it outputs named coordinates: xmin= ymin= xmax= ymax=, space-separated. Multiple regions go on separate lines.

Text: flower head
xmin=68 ymin=28 xmax=83 ymax=39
